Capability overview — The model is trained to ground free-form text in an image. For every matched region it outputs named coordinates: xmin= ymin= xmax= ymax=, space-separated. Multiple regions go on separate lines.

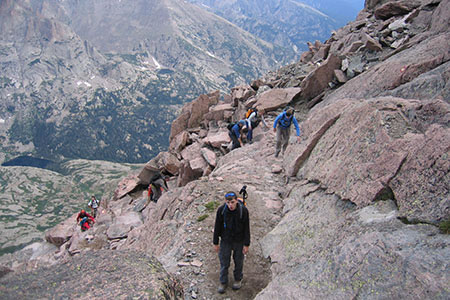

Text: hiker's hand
xmin=297 ymin=136 xmax=301 ymax=143
xmin=273 ymin=128 xmax=276 ymax=133
xmin=243 ymin=246 xmax=249 ymax=255
xmin=214 ymin=245 xmax=219 ymax=253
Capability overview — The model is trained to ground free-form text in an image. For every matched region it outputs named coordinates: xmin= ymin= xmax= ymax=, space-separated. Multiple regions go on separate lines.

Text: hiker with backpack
xmin=213 ymin=191 xmax=250 ymax=294
xmin=76 ymin=209 xmax=95 ymax=232
xmin=273 ymin=106 xmax=301 ymax=157
xmin=228 ymin=120 xmax=246 ymax=151
xmin=147 ymin=172 xmax=169 ymax=204
xmin=88 ymin=195 xmax=100 ymax=218
xmin=244 ymin=107 xmax=268 ymax=144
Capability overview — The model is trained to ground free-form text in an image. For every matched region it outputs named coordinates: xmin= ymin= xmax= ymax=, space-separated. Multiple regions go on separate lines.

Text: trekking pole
xmin=239 ymin=185 xmax=248 ymax=202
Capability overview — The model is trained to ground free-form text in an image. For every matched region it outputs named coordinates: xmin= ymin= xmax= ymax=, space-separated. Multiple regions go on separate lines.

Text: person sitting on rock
xmin=228 ymin=120 xmax=246 ymax=150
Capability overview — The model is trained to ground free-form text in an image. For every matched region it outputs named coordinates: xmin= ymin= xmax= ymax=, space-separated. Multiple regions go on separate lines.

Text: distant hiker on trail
xmin=273 ymin=106 xmax=301 ymax=157
xmin=228 ymin=120 xmax=246 ymax=151
xmin=213 ymin=191 xmax=250 ymax=294
xmin=147 ymin=172 xmax=169 ymax=204
xmin=244 ymin=107 xmax=268 ymax=144
xmin=88 ymin=195 xmax=100 ymax=218
xmin=76 ymin=209 xmax=95 ymax=232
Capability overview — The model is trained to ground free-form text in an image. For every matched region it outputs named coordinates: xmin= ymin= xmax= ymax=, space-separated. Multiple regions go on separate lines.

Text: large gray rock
xmin=286 ymin=97 xmax=449 ymax=224
xmin=323 ymin=32 xmax=450 ymax=104
xmin=300 ymin=54 xmax=341 ymax=101
xmin=169 ymin=131 xmax=190 ymax=154
xmin=176 ymin=159 xmax=203 ymax=187
xmin=254 ymin=88 xmax=301 ymax=112
xmin=137 ymin=160 xmax=160 ymax=186
xmin=204 ymin=102 xmax=234 ymax=122
xmin=231 ymin=85 xmax=257 ymax=107
xmin=152 ymin=151 xmax=181 ymax=176
xmin=374 ymin=0 xmax=422 ymax=20
xmin=45 ymin=213 xmax=77 ymax=246
xmin=431 ymin=0 xmax=450 ymax=33
xmin=170 ymin=91 xmax=219 ymax=140
xmin=201 ymin=148 xmax=217 ymax=167
xmin=382 ymin=61 xmax=450 ymax=100
xmin=106 ymin=212 xmax=143 ymax=240
xmin=0 ymin=250 xmax=183 ymax=299
xmin=258 ymin=183 xmax=450 ymax=300
xmin=203 ymin=130 xmax=230 ymax=149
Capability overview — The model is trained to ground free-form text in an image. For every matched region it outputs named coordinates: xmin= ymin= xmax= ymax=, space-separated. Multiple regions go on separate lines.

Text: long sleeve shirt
xmin=213 ymin=203 xmax=250 ymax=246
xmin=246 ymin=111 xmax=268 ymax=129
xmin=76 ymin=211 xmax=93 ymax=222
xmin=274 ymin=111 xmax=301 ymax=136
xmin=231 ymin=121 xmax=246 ymax=139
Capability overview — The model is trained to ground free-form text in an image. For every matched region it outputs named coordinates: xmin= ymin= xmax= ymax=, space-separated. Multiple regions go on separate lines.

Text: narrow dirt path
xmin=164 ymin=128 xmax=288 ymax=299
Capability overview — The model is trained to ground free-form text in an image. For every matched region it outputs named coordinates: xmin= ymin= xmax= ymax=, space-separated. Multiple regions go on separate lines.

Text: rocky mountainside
xmin=0 ymin=0 xmax=290 ymax=164
xmin=0 ymin=0 xmax=359 ymax=258
xmin=1 ymin=0 xmax=449 ymax=299
xmin=0 ymin=159 xmax=142 ymax=256
xmin=188 ymin=0 xmax=363 ymax=55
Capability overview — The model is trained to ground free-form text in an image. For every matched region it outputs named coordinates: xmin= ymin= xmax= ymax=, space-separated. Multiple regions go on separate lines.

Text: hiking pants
xmin=219 ymin=240 xmax=244 ymax=284
xmin=91 ymin=207 xmax=98 ymax=218
xmin=275 ymin=126 xmax=291 ymax=157
xmin=229 ymin=131 xmax=241 ymax=150
xmin=246 ymin=129 xmax=253 ymax=142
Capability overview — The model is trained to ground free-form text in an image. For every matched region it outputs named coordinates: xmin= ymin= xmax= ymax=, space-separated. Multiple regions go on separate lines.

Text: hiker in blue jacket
xmin=213 ymin=191 xmax=250 ymax=294
xmin=273 ymin=106 xmax=301 ymax=157
xmin=229 ymin=120 xmax=246 ymax=150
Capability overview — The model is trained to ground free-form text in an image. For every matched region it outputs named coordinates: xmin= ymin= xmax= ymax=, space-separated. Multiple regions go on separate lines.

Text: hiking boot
xmin=217 ymin=283 xmax=227 ymax=294
xmin=232 ymin=280 xmax=242 ymax=290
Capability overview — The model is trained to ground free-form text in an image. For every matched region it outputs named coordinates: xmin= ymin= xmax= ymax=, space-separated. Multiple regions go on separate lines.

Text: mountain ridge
xmin=0 ymin=0 xmax=294 ymax=165
xmin=2 ymin=0 xmax=448 ymax=298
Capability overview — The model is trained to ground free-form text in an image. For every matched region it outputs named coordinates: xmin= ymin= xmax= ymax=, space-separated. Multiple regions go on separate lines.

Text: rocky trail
xmin=1 ymin=0 xmax=449 ymax=298
xmin=161 ymin=126 xmax=289 ymax=299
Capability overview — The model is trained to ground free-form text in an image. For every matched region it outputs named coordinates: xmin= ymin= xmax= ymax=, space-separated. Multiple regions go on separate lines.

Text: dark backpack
xmin=227 ymin=122 xmax=236 ymax=131
xmin=222 ymin=201 xmax=244 ymax=229
xmin=150 ymin=173 xmax=162 ymax=184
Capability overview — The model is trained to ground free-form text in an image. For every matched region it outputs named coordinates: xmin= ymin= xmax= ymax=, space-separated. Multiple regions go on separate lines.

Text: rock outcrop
xmin=0 ymin=250 xmax=183 ymax=298
xmin=1 ymin=0 xmax=449 ymax=299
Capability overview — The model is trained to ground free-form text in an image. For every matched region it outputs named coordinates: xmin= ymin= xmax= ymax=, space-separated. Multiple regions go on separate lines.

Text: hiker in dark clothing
xmin=213 ymin=191 xmax=250 ymax=293
xmin=147 ymin=172 xmax=169 ymax=204
xmin=229 ymin=120 xmax=246 ymax=150
xmin=273 ymin=106 xmax=301 ymax=157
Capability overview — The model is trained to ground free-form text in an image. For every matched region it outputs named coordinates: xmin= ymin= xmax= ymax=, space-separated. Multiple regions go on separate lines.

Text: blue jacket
xmin=231 ymin=120 xmax=246 ymax=138
xmin=274 ymin=111 xmax=301 ymax=136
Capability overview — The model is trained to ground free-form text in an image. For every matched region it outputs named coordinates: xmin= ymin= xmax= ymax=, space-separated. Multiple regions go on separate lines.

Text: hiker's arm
xmin=293 ymin=117 xmax=301 ymax=136
xmin=273 ymin=113 xmax=282 ymax=130
xmin=214 ymin=244 xmax=220 ymax=253
xmin=261 ymin=114 xmax=268 ymax=128
xmin=247 ymin=113 xmax=256 ymax=129
xmin=243 ymin=246 xmax=249 ymax=255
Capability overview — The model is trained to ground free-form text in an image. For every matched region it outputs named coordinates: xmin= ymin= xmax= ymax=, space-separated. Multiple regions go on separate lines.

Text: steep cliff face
xmin=1 ymin=0 xmax=449 ymax=299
